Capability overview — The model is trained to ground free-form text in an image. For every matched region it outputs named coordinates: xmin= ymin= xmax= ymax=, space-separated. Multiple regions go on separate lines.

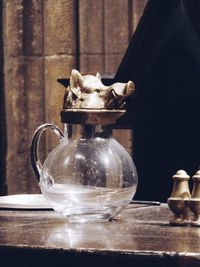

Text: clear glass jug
xmin=31 ymin=123 xmax=138 ymax=222
xmin=30 ymin=69 xmax=138 ymax=222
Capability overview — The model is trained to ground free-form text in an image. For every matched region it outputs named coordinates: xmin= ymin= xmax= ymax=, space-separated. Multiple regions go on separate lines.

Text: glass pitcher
xmin=30 ymin=69 xmax=138 ymax=222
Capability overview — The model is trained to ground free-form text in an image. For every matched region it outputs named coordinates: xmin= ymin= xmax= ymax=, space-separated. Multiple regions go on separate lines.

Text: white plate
xmin=0 ymin=194 xmax=52 ymax=210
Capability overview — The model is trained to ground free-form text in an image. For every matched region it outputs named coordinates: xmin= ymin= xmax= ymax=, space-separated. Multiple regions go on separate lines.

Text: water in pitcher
xmin=42 ymin=183 xmax=136 ymax=222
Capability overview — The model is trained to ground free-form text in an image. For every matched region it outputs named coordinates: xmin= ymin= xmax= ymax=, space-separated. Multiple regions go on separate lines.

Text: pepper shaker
xmin=167 ymin=170 xmax=191 ymax=226
xmin=189 ymin=170 xmax=200 ymax=226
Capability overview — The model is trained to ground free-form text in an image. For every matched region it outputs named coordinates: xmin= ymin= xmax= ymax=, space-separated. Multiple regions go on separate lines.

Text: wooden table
xmin=0 ymin=203 xmax=200 ymax=267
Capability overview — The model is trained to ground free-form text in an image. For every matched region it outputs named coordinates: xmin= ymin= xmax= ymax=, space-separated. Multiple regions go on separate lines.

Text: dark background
xmin=116 ymin=0 xmax=200 ymax=202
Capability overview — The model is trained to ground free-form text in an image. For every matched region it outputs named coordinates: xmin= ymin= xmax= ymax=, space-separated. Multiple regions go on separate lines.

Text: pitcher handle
xmin=30 ymin=123 xmax=64 ymax=182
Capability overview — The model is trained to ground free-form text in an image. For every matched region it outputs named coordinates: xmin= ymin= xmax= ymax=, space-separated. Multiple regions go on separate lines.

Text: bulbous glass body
xmin=35 ymin=124 xmax=138 ymax=222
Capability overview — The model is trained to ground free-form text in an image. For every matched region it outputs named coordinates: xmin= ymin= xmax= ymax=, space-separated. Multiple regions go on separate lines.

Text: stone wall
xmin=2 ymin=0 xmax=147 ymax=194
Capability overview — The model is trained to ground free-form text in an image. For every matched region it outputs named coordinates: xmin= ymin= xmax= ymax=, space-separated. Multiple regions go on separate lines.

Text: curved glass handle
xmin=30 ymin=123 xmax=64 ymax=182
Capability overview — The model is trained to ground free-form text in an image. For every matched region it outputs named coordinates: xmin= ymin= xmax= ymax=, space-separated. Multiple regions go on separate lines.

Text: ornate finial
xmin=63 ymin=69 xmax=135 ymax=110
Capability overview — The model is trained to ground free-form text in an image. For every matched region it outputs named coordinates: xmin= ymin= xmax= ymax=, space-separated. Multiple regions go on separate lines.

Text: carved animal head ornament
xmin=63 ymin=69 xmax=135 ymax=110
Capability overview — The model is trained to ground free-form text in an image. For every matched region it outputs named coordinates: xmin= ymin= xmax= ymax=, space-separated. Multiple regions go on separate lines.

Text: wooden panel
xmin=4 ymin=58 xmax=28 ymax=194
xmin=132 ymin=0 xmax=148 ymax=32
xmin=43 ymin=0 xmax=78 ymax=152
xmin=104 ymin=0 xmax=129 ymax=75
xmin=4 ymin=0 xmax=27 ymax=194
xmin=3 ymin=0 xmax=44 ymax=194
xmin=44 ymin=56 xmax=76 ymax=124
xmin=44 ymin=0 xmax=77 ymax=55
xmin=79 ymin=55 xmax=104 ymax=74
xmin=104 ymin=0 xmax=130 ymax=54
xmin=0 ymin=1 xmax=6 ymax=195
xmin=79 ymin=0 xmax=104 ymax=55
xmin=24 ymin=0 xmax=44 ymax=192
xmin=79 ymin=0 xmax=104 ymax=73
xmin=23 ymin=0 xmax=43 ymax=55
xmin=3 ymin=0 xmax=23 ymax=57
xmin=26 ymin=57 xmax=45 ymax=193
xmin=44 ymin=55 xmax=76 ymax=153
xmin=105 ymin=54 xmax=124 ymax=76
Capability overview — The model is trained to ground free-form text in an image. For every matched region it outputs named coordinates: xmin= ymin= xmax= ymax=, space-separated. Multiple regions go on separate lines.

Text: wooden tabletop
xmin=0 ymin=203 xmax=200 ymax=267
